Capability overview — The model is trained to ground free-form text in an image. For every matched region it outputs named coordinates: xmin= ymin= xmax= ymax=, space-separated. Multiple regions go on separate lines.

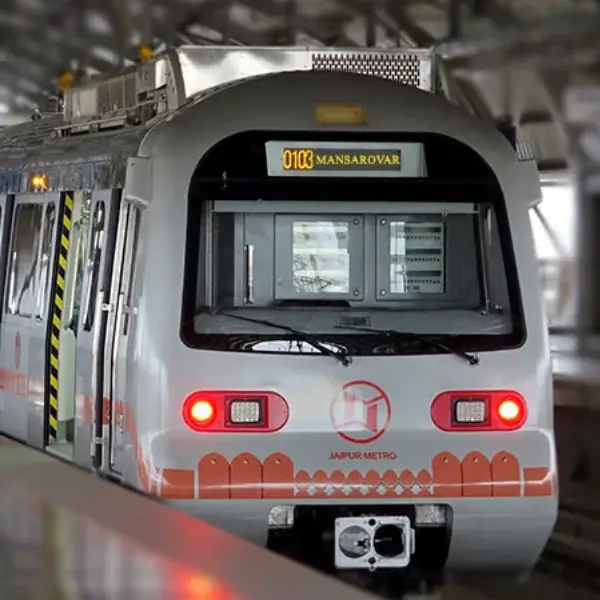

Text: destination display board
xmin=265 ymin=141 xmax=427 ymax=178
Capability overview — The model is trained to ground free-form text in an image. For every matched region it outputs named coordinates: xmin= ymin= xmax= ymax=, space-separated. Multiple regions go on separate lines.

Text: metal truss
xmin=1 ymin=0 xmax=535 ymax=110
xmin=3 ymin=0 xmax=598 ymax=178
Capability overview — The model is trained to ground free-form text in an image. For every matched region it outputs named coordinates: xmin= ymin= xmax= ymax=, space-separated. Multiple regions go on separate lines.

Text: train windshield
xmin=182 ymin=132 xmax=525 ymax=357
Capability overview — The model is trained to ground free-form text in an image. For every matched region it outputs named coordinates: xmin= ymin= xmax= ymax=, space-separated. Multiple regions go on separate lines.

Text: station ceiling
xmin=3 ymin=0 xmax=600 ymax=171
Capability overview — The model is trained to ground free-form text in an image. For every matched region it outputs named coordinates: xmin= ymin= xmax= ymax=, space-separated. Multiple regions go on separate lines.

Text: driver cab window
xmin=209 ymin=203 xmax=493 ymax=316
xmin=184 ymin=130 xmax=524 ymax=354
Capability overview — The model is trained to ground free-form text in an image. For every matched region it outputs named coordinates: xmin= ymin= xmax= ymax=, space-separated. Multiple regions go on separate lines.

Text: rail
xmin=0 ymin=437 xmax=377 ymax=599
xmin=552 ymin=349 xmax=600 ymax=588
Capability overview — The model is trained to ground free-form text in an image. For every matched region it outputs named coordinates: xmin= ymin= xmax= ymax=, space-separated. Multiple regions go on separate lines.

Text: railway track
xmin=539 ymin=505 xmax=600 ymax=593
xmin=385 ymin=501 xmax=600 ymax=599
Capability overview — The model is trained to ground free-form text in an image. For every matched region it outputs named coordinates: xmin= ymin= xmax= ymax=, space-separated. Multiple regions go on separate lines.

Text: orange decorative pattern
xmin=195 ymin=451 xmax=554 ymax=499
xmin=79 ymin=396 xmax=556 ymax=501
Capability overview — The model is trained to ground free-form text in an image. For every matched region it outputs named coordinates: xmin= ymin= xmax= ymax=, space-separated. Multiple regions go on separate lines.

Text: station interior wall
xmin=532 ymin=181 xmax=576 ymax=328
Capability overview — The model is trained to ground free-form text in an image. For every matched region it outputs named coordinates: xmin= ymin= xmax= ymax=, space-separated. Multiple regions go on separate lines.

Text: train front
xmin=145 ymin=70 xmax=557 ymax=586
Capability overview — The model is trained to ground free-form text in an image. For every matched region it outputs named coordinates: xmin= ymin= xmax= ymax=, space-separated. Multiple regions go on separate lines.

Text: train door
xmin=72 ymin=190 xmax=118 ymax=469
xmin=104 ymin=200 xmax=143 ymax=476
xmin=0 ymin=194 xmax=13 ymax=431
xmin=29 ymin=198 xmax=59 ymax=448
xmin=0 ymin=195 xmax=12 ymax=316
xmin=44 ymin=191 xmax=83 ymax=459
xmin=1 ymin=195 xmax=44 ymax=441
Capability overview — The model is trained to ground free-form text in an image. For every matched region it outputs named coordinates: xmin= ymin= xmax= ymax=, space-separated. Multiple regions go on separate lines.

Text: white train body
xmin=0 ymin=47 xmax=556 ymax=586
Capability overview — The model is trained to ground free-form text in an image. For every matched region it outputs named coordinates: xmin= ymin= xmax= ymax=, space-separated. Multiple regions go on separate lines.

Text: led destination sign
xmin=265 ymin=141 xmax=426 ymax=178
xmin=282 ymin=148 xmax=402 ymax=172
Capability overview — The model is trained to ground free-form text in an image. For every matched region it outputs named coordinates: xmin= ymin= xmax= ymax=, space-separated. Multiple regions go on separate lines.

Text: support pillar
xmin=563 ymin=82 xmax=600 ymax=353
xmin=448 ymin=0 xmax=462 ymax=39
xmin=574 ymin=172 xmax=600 ymax=348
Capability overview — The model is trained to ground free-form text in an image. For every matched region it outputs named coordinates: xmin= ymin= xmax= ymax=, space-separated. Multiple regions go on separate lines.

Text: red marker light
xmin=182 ymin=390 xmax=289 ymax=433
xmin=188 ymin=400 xmax=215 ymax=426
xmin=497 ymin=398 xmax=522 ymax=424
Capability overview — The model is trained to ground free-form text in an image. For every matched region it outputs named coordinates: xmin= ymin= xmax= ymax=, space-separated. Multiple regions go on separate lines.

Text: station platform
xmin=0 ymin=437 xmax=596 ymax=600
xmin=552 ymin=333 xmax=600 ymax=390
xmin=551 ymin=335 xmax=600 ymax=412
xmin=0 ymin=437 xmax=377 ymax=600
xmin=553 ymin=353 xmax=600 ymax=388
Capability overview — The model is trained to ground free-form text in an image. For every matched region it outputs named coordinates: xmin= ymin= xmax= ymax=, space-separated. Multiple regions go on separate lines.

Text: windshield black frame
xmin=181 ymin=130 xmax=526 ymax=356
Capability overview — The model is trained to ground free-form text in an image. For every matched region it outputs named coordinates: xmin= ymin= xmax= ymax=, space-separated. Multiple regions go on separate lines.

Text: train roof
xmin=0 ymin=113 xmax=145 ymax=167
xmin=0 ymin=46 xmax=536 ymax=197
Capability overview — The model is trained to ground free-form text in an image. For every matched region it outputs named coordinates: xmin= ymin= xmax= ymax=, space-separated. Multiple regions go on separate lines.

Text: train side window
xmin=481 ymin=207 xmax=510 ymax=309
xmin=65 ymin=191 xmax=92 ymax=333
xmin=6 ymin=203 xmax=44 ymax=317
xmin=83 ymin=201 xmax=106 ymax=332
xmin=35 ymin=202 xmax=56 ymax=319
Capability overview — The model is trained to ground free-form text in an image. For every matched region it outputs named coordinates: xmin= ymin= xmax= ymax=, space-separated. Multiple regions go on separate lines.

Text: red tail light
xmin=182 ymin=390 xmax=289 ymax=433
xmin=188 ymin=399 xmax=215 ymax=426
xmin=430 ymin=390 xmax=526 ymax=432
xmin=497 ymin=397 xmax=523 ymax=424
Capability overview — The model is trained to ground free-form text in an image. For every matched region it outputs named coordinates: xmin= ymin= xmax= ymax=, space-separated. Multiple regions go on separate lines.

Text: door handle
xmin=245 ymin=243 xmax=254 ymax=304
xmin=111 ymin=292 xmax=125 ymax=401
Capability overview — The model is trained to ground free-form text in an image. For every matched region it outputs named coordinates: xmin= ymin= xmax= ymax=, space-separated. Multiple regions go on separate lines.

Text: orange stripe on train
xmin=189 ymin=451 xmax=553 ymax=500
xmin=81 ymin=396 xmax=556 ymax=500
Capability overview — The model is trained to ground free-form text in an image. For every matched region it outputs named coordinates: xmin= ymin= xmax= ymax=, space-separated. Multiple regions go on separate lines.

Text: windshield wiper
xmin=216 ymin=311 xmax=352 ymax=366
xmin=334 ymin=324 xmax=479 ymax=366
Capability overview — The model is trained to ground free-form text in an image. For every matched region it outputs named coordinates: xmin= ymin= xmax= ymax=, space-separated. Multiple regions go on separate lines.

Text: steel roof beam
xmin=1 ymin=36 xmax=115 ymax=78
xmin=0 ymin=7 xmax=115 ymax=50
xmin=0 ymin=17 xmax=122 ymax=73
xmin=2 ymin=0 xmax=441 ymax=106
xmin=474 ymin=0 xmax=517 ymax=27
xmin=385 ymin=1 xmax=436 ymax=47
xmin=436 ymin=9 xmax=600 ymax=69
xmin=163 ymin=0 xmax=279 ymax=46
xmin=0 ymin=67 xmax=50 ymax=107
xmin=236 ymin=0 xmax=357 ymax=46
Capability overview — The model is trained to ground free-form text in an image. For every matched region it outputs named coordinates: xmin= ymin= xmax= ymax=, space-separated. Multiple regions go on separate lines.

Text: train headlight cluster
xmin=450 ymin=395 xmax=525 ymax=428
xmin=431 ymin=390 xmax=527 ymax=431
xmin=182 ymin=390 xmax=289 ymax=433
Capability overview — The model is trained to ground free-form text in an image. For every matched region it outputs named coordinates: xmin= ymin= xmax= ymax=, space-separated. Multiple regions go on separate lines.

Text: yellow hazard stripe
xmin=48 ymin=192 xmax=73 ymax=441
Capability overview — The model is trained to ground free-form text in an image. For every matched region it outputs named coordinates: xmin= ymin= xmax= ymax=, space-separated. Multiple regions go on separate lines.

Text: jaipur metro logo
xmin=330 ymin=380 xmax=391 ymax=444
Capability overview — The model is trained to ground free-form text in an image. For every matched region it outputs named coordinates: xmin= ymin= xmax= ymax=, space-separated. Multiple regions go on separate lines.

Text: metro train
xmin=0 ymin=46 xmax=556 ymax=592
